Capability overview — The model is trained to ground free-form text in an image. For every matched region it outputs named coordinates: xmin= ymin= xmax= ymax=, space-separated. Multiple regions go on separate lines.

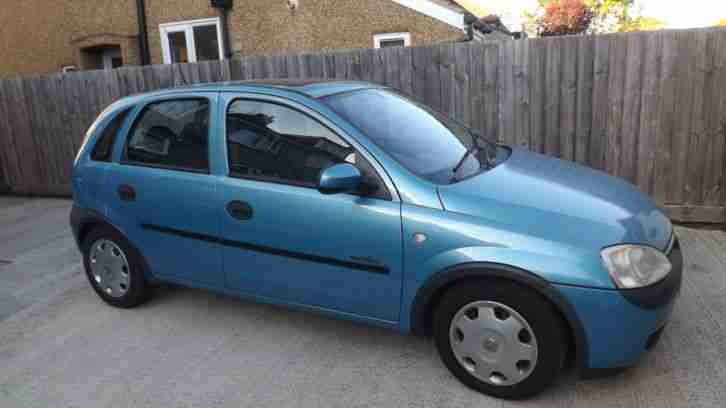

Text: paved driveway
xmin=1 ymin=197 xmax=726 ymax=408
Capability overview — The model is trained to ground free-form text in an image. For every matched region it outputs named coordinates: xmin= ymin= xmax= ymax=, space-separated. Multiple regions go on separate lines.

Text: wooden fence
xmin=1 ymin=27 xmax=726 ymax=223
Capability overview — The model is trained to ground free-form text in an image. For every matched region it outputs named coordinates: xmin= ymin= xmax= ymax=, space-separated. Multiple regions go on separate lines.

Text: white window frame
xmin=159 ymin=17 xmax=225 ymax=64
xmin=373 ymin=32 xmax=412 ymax=49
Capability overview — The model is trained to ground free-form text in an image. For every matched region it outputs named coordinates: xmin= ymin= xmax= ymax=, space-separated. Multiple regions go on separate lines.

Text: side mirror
xmin=318 ymin=163 xmax=362 ymax=195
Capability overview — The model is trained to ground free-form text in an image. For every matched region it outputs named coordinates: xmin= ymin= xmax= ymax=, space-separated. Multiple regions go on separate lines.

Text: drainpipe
xmin=464 ymin=13 xmax=477 ymax=41
xmin=211 ymin=0 xmax=234 ymax=59
xmin=135 ymin=0 xmax=151 ymax=65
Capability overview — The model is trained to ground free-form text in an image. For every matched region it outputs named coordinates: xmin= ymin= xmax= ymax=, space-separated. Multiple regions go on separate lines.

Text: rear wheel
xmin=433 ymin=281 xmax=566 ymax=399
xmin=82 ymin=226 xmax=153 ymax=308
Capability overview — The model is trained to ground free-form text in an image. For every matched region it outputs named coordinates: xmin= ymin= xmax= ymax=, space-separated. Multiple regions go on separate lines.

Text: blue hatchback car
xmin=71 ymin=80 xmax=682 ymax=399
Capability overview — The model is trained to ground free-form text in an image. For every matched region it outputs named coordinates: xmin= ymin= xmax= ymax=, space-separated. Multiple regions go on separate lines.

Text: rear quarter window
xmin=76 ymin=103 xmax=127 ymax=163
xmin=90 ymin=107 xmax=133 ymax=162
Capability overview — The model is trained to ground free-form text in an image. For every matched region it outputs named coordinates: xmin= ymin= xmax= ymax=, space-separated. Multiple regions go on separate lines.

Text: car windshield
xmin=322 ymin=89 xmax=494 ymax=184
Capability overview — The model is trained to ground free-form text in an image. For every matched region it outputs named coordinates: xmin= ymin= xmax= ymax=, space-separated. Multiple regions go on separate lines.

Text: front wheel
xmin=433 ymin=281 xmax=566 ymax=399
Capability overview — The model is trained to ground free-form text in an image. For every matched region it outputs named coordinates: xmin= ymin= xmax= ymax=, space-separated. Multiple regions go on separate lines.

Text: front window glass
xmin=322 ymin=89 xmax=491 ymax=184
xmin=226 ymin=100 xmax=355 ymax=186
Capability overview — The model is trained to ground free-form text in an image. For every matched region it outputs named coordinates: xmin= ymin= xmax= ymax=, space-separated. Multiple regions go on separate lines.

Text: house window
xmin=373 ymin=32 xmax=411 ymax=49
xmin=79 ymin=45 xmax=123 ymax=71
xmin=101 ymin=48 xmax=123 ymax=70
xmin=159 ymin=18 xmax=224 ymax=64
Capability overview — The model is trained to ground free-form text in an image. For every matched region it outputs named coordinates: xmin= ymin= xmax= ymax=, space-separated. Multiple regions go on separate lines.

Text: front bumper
xmin=556 ymin=236 xmax=683 ymax=375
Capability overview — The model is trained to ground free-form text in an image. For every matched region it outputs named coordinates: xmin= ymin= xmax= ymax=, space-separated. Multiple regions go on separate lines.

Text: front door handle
xmin=117 ymin=184 xmax=136 ymax=202
xmin=227 ymin=200 xmax=253 ymax=221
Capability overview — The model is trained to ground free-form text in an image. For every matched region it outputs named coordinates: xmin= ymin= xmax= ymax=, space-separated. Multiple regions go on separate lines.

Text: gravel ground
xmin=1 ymin=197 xmax=726 ymax=408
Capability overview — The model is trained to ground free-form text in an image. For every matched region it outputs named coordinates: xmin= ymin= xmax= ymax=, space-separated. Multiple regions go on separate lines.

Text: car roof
xmin=148 ymin=79 xmax=380 ymax=99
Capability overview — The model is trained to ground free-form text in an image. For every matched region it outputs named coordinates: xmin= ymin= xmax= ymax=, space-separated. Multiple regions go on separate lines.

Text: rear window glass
xmin=90 ymin=107 xmax=133 ymax=162
xmin=124 ymin=99 xmax=210 ymax=172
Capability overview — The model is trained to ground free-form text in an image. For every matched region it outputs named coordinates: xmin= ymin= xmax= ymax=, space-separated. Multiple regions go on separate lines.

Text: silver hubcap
xmin=89 ymin=239 xmax=130 ymax=298
xmin=449 ymin=301 xmax=538 ymax=386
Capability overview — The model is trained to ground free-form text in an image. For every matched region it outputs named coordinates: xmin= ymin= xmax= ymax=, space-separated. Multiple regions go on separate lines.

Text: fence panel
xmin=1 ymin=28 xmax=726 ymax=222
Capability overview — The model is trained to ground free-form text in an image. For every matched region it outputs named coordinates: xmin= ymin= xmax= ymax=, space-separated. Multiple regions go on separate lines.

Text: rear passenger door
xmin=108 ymin=94 xmax=224 ymax=286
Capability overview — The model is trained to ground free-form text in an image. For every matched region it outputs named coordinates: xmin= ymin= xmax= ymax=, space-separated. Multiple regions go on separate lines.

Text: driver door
xmin=217 ymin=95 xmax=403 ymax=323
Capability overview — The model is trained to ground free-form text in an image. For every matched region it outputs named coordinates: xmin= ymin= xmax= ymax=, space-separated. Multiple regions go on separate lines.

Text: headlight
xmin=601 ymin=245 xmax=671 ymax=289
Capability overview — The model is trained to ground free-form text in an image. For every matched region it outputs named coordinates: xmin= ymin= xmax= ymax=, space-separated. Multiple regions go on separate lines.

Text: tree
xmin=621 ymin=16 xmax=667 ymax=32
xmin=587 ymin=0 xmax=635 ymax=33
xmin=534 ymin=0 xmax=641 ymax=34
xmin=538 ymin=0 xmax=595 ymax=36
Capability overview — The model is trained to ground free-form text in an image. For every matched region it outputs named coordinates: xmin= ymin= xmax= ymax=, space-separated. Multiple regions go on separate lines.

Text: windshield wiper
xmin=451 ymin=131 xmax=496 ymax=182
xmin=451 ymin=144 xmax=481 ymax=182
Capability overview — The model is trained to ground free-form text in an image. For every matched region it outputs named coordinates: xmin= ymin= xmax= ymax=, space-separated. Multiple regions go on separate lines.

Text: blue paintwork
xmin=439 ymin=148 xmax=672 ymax=255
xmin=318 ymin=163 xmax=362 ymax=193
xmin=554 ymin=284 xmax=675 ymax=368
xmin=217 ymin=175 xmax=403 ymax=322
xmin=72 ymin=80 xmax=678 ymax=373
xmin=291 ymin=81 xmax=375 ymax=98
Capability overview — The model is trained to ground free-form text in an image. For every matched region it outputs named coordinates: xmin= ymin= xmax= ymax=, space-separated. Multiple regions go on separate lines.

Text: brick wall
xmin=0 ymin=0 xmax=139 ymax=78
xmin=228 ymin=0 xmax=465 ymax=57
xmin=145 ymin=0 xmax=465 ymax=64
xmin=0 ymin=0 xmax=465 ymax=77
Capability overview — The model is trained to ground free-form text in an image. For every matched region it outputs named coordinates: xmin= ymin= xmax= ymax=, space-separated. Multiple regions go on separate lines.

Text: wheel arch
xmin=410 ymin=262 xmax=589 ymax=376
xmin=72 ymin=207 xmax=118 ymax=248
xmin=71 ymin=206 xmax=154 ymax=280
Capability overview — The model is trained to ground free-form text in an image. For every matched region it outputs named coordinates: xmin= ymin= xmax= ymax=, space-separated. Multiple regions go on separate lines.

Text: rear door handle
xmin=117 ymin=184 xmax=136 ymax=202
xmin=227 ymin=201 xmax=253 ymax=221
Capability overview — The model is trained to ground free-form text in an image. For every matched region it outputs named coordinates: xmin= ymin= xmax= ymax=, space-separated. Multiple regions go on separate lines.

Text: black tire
xmin=433 ymin=280 xmax=566 ymax=399
xmin=82 ymin=225 xmax=153 ymax=308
